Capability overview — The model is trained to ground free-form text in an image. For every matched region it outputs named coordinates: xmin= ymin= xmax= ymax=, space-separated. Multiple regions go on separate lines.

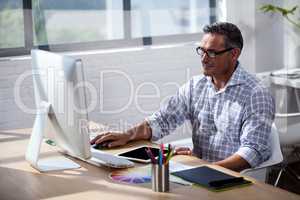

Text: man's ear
xmin=231 ymin=48 xmax=241 ymax=61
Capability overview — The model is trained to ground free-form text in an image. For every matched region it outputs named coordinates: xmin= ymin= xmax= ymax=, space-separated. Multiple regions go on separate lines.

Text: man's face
xmin=199 ymin=33 xmax=236 ymax=78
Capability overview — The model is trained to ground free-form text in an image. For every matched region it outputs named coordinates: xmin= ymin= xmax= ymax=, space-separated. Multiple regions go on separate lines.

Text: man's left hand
xmin=174 ymin=147 xmax=193 ymax=155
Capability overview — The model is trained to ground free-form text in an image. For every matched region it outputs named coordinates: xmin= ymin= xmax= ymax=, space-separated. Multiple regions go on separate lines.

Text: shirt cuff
xmin=235 ymin=146 xmax=260 ymax=168
xmin=145 ymin=116 xmax=163 ymax=141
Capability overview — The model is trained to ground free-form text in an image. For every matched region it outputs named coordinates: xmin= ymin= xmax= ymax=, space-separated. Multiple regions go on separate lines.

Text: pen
xmin=165 ymin=144 xmax=171 ymax=164
xmin=159 ymin=146 xmax=163 ymax=166
xmin=165 ymin=146 xmax=174 ymax=164
xmin=161 ymin=143 xmax=165 ymax=164
xmin=145 ymin=147 xmax=156 ymax=164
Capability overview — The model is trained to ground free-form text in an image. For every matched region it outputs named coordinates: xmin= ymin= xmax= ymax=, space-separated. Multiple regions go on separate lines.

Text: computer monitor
xmin=26 ymin=49 xmax=91 ymax=172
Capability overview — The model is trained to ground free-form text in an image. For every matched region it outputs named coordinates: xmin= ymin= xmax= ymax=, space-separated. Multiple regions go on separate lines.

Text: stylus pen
xmin=159 ymin=148 xmax=163 ymax=166
xmin=165 ymin=144 xmax=172 ymax=164
xmin=166 ymin=149 xmax=174 ymax=164
xmin=146 ymin=147 xmax=156 ymax=164
xmin=161 ymin=143 xmax=165 ymax=163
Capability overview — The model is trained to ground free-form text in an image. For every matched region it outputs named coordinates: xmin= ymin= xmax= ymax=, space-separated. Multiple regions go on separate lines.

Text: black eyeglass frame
xmin=196 ymin=46 xmax=234 ymax=58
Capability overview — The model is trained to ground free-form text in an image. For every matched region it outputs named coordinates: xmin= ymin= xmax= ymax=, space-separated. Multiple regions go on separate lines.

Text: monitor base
xmin=26 ymin=102 xmax=81 ymax=172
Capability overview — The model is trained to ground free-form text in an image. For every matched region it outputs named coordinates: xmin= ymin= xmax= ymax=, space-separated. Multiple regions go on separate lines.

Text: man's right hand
xmin=90 ymin=132 xmax=131 ymax=148
xmin=90 ymin=121 xmax=152 ymax=149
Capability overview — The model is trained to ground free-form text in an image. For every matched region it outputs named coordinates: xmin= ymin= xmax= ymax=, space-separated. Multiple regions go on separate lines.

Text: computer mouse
xmin=92 ymin=141 xmax=113 ymax=150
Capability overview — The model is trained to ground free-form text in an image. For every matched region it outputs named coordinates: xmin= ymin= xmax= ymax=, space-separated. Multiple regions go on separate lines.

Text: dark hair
xmin=203 ymin=22 xmax=243 ymax=50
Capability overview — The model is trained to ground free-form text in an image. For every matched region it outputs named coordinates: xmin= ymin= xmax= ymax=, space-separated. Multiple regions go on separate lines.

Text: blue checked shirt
xmin=146 ymin=63 xmax=275 ymax=167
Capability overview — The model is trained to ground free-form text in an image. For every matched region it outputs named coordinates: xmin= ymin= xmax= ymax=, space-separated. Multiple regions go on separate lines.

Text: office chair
xmin=257 ymin=68 xmax=300 ymax=186
xmin=269 ymin=72 xmax=300 ymax=186
xmin=241 ymin=124 xmax=283 ymax=183
xmin=170 ymin=124 xmax=283 ymax=183
xmin=273 ymin=113 xmax=300 ymax=187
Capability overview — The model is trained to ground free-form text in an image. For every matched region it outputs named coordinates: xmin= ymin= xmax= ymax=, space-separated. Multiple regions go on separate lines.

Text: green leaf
xmin=290 ymin=6 xmax=298 ymax=14
xmin=260 ymin=4 xmax=276 ymax=13
xmin=259 ymin=4 xmax=300 ymax=30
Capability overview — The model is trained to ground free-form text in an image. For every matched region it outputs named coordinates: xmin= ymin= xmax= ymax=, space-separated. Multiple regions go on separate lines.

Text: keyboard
xmin=88 ymin=131 xmax=134 ymax=168
xmin=89 ymin=147 xmax=134 ymax=168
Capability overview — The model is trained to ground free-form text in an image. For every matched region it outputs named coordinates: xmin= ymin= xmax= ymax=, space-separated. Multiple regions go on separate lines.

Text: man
xmin=91 ymin=22 xmax=275 ymax=172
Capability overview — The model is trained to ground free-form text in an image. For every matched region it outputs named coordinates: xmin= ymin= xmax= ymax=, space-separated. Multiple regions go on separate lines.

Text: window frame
xmin=0 ymin=0 xmax=216 ymax=57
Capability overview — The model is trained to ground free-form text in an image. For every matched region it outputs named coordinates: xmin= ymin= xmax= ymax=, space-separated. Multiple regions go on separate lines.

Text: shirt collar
xmin=225 ymin=62 xmax=245 ymax=87
xmin=205 ymin=61 xmax=245 ymax=92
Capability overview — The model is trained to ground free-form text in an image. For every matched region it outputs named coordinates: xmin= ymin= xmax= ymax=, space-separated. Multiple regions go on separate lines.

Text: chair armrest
xmin=241 ymin=158 xmax=283 ymax=174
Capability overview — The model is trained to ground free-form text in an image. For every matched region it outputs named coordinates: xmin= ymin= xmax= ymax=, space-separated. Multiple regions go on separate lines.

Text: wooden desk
xmin=0 ymin=128 xmax=299 ymax=200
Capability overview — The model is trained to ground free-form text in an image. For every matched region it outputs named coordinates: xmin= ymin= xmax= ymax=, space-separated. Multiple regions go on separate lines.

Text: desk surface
xmin=0 ymin=128 xmax=299 ymax=200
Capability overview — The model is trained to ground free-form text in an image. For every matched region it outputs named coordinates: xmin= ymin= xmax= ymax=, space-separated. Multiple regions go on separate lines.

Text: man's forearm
xmin=126 ymin=121 xmax=152 ymax=142
xmin=213 ymin=154 xmax=251 ymax=172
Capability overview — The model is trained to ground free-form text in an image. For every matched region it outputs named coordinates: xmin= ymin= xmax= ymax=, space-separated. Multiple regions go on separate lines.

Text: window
xmin=32 ymin=0 xmax=124 ymax=45
xmin=0 ymin=0 xmax=216 ymax=57
xmin=0 ymin=0 xmax=24 ymax=48
xmin=131 ymin=0 xmax=211 ymax=37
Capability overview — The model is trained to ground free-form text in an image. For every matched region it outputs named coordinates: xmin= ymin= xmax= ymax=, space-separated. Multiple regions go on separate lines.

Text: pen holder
xmin=151 ymin=163 xmax=169 ymax=192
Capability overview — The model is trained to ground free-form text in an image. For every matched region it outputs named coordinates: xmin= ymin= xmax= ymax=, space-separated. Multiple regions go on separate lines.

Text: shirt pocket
xmin=197 ymin=111 xmax=216 ymax=139
xmin=215 ymin=102 xmax=242 ymax=142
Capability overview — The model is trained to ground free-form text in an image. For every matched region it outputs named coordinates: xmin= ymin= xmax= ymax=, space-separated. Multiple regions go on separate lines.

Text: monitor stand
xmin=25 ymin=102 xmax=80 ymax=172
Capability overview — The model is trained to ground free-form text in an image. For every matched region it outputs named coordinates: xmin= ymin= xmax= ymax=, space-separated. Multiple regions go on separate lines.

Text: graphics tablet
xmin=117 ymin=146 xmax=166 ymax=163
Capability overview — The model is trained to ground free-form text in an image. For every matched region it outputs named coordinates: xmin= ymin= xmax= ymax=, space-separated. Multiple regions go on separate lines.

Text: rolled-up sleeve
xmin=145 ymin=79 xmax=192 ymax=141
xmin=236 ymin=87 xmax=275 ymax=167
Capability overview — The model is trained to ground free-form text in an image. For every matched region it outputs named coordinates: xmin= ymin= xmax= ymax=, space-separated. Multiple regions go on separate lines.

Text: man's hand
xmin=213 ymin=154 xmax=251 ymax=172
xmin=90 ymin=121 xmax=152 ymax=148
xmin=174 ymin=147 xmax=193 ymax=155
xmin=90 ymin=132 xmax=131 ymax=148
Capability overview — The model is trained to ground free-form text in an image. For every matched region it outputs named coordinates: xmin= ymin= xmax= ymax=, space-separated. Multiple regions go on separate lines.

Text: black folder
xmin=172 ymin=166 xmax=252 ymax=191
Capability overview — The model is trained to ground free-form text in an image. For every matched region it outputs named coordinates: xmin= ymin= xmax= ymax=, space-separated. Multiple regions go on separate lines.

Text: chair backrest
xmin=275 ymin=115 xmax=300 ymax=147
xmin=241 ymin=123 xmax=283 ymax=182
xmin=258 ymin=123 xmax=284 ymax=168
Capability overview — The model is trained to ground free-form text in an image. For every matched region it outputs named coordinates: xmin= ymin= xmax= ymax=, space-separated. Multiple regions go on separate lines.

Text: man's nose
xmin=201 ymin=53 xmax=209 ymax=63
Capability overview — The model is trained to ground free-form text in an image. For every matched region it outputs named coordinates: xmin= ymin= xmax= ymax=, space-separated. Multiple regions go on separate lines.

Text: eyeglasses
xmin=196 ymin=46 xmax=234 ymax=58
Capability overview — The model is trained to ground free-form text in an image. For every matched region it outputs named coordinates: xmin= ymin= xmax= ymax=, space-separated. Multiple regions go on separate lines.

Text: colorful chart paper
xmin=109 ymin=165 xmax=151 ymax=184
